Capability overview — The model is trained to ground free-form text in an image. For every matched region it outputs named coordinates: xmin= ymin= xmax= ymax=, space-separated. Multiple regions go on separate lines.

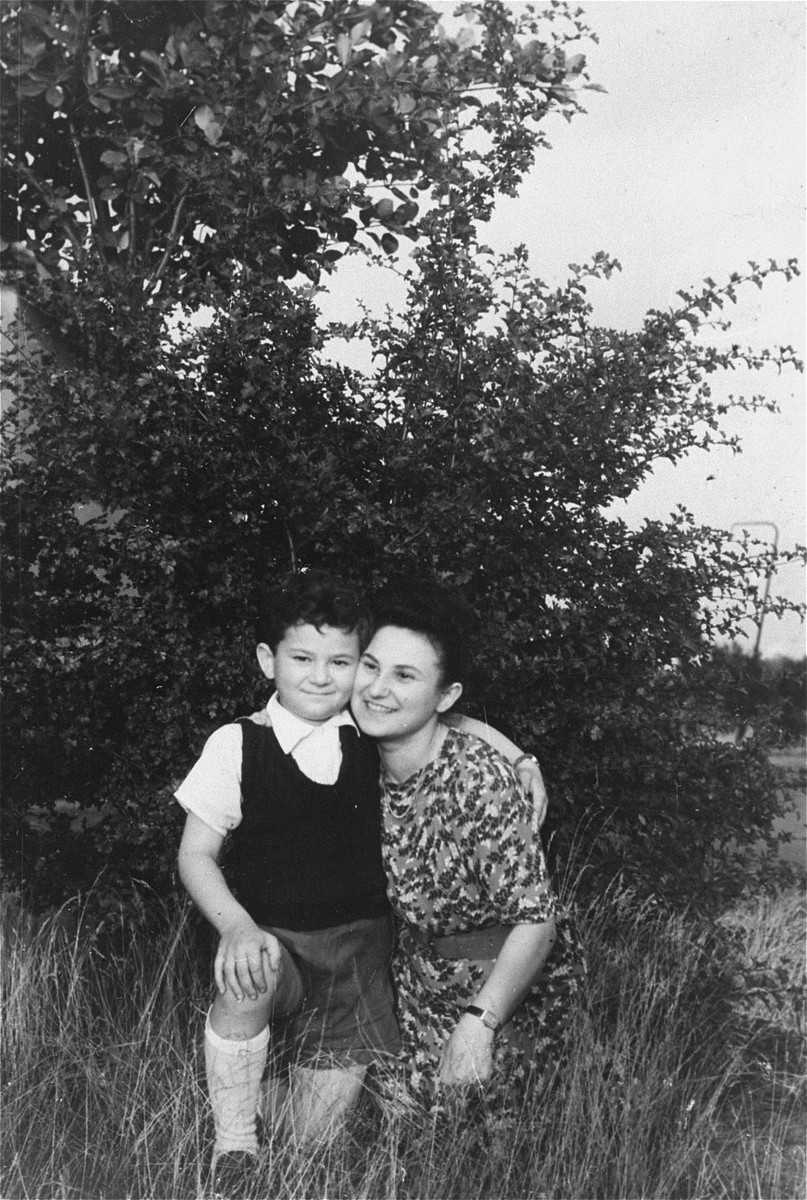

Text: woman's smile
xmin=352 ymin=625 xmax=460 ymax=741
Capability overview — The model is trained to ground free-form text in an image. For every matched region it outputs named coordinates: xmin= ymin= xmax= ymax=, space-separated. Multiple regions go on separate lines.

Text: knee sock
xmin=204 ymin=1011 xmax=270 ymax=1159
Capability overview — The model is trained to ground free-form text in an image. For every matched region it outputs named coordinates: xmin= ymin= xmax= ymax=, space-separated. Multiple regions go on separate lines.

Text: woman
xmin=352 ymin=583 xmax=580 ymax=1100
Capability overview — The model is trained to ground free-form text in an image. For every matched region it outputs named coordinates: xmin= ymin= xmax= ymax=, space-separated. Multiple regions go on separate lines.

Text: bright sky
xmin=321 ymin=1 xmax=806 ymax=658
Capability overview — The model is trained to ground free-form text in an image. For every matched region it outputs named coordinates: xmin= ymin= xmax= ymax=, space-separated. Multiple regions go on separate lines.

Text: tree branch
xmin=285 ymin=524 xmax=297 ymax=572
xmin=68 ymin=119 xmax=112 ymax=265
xmin=127 ymin=192 xmax=136 ymax=268
xmin=68 ymin=121 xmax=98 ymax=225
xmin=148 ymin=184 xmax=190 ymax=290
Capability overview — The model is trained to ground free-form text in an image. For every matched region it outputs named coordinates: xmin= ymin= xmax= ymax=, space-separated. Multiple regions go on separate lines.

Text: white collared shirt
xmin=266 ymin=693 xmax=356 ymax=784
xmin=174 ymin=696 xmax=358 ymax=837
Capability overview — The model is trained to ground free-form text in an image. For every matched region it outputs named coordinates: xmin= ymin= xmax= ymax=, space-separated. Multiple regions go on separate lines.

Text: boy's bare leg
xmin=209 ymin=986 xmax=275 ymax=1038
xmin=258 ymin=1072 xmax=290 ymax=1129
xmin=284 ymin=1063 xmax=367 ymax=1145
xmin=206 ymin=946 xmax=304 ymax=1160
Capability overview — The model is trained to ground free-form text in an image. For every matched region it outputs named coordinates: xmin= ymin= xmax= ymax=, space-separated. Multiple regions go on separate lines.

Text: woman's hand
xmin=215 ymin=919 xmax=281 ymax=1003
xmin=438 ymin=1013 xmax=495 ymax=1088
xmin=515 ymin=758 xmax=548 ymax=827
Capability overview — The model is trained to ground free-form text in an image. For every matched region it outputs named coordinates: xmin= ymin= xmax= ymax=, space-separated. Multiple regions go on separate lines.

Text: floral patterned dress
xmin=381 ymin=727 xmax=582 ymax=1104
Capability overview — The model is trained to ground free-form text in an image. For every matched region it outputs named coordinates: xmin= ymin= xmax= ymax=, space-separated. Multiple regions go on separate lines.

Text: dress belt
xmin=408 ymin=923 xmax=513 ymax=960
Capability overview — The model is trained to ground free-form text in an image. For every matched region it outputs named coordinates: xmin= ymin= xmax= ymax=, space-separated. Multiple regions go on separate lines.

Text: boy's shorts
xmin=266 ymin=913 xmax=401 ymax=1067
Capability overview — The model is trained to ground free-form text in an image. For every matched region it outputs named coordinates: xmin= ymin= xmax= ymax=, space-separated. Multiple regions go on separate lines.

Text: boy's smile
xmin=257 ymin=622 xmax=360 ymax=724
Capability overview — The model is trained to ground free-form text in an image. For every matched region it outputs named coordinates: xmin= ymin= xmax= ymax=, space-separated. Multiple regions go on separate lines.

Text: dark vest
xmin=225 ymin=719 xmax=388 ymax=931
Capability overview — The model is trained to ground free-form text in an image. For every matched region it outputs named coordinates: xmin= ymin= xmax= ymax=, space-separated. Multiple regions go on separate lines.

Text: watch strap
xmin=464 ymin=1004 xmax=499 ymax=1031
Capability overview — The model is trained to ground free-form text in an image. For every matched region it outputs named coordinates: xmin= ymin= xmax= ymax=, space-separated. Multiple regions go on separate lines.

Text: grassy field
xmin=1 ymin=883 xmax=804 ymax=1200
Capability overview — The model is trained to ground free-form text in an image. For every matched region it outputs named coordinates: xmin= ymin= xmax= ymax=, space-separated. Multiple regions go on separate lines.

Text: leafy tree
xmin=1 ymin=0 xmax=803 ymax=911
xmin=1 ymin=0 xmax=587 ymax=296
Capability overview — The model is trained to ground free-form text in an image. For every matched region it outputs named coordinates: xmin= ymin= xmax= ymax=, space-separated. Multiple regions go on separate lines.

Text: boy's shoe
xmin=211 ymin=1150 xmax=257 ymax=1199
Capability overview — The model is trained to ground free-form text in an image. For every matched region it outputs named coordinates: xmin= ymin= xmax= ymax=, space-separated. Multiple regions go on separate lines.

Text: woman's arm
xmin=178 ymin=812 xmax=281 ymax=1002
xmin=438 ymin=919 xmax=556 ymax=1086
xmin=447 ymin=712 xmax=549 ymax=827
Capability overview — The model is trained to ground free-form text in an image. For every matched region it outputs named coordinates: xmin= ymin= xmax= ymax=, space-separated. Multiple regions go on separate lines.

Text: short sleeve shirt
xmin=381 ymin=726 xmax=555 ymax=933
xmin=174 ymin=696 xmax=358 ymax=836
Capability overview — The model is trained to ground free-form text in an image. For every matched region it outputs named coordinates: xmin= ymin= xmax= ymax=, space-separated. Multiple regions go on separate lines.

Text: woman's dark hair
xmin=371 ymin=578 xmax=474 ymax=688
xmin=257 ymin=570 xmax=372 ymax=651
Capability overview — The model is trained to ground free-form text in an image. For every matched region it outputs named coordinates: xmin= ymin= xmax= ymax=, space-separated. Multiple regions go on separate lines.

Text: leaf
xmin=382 ymin=50 xmax=404 ymax=78
xmin=100 ymin=150 xmax=128 ymax=168
xmin=22 ymin=37 xmax=47 ymax=60
xmin=15 ymin=80 xmax=48 ymax=97
xmin=380 ymin=232 xmax=398 ymax=254
xmin=98 ymin=80 xmax=136 ymax=100
xmin=454 ymin=26 xmax=477 ymax=50
xmin=396 ymin=200 xmax=419 ymax=223
xmin=193 ymin=104 xmax=224 ymax=144
xmin=139 ymin=49 xmax=167 ymax=84
xmin=394 ymin=93 xmax=417 ymax=115
xmin=349 ymin=18 xmax=372 ymax=46
xmin=335 ymin=33 xmax=351 ymax=66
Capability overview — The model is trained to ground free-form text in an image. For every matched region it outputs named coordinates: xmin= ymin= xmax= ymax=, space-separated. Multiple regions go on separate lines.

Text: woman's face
xmin=352 ymin=625 xmax=461 ymax=741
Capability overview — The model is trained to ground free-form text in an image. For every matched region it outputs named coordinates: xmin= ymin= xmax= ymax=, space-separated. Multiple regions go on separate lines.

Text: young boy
xmin=176 ymin=571 xmax=546 ymax=1184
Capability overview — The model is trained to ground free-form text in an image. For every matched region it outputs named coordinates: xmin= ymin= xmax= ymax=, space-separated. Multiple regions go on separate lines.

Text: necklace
xmin=383 ymin=762 xmax=427 ymax=818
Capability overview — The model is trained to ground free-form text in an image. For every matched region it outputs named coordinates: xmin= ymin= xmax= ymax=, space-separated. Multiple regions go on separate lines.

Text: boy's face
xmin=257 ymin=622 xmax=360 ymax=725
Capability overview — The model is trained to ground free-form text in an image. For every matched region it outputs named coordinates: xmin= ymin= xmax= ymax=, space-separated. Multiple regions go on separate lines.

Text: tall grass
xmin=1 ymin=883 xmax=803 ymax=1200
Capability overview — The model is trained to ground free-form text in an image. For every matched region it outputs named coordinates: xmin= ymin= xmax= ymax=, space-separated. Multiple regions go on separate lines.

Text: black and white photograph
xmin=1 ymin=2 xmax=804 ymax=1197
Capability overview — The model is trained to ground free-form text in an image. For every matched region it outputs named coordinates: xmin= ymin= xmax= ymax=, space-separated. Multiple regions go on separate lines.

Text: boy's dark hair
xmin=370 ymin=578 xmax=474 ymax=688
xmin=256 ymin=570 xmax=372 ymax=651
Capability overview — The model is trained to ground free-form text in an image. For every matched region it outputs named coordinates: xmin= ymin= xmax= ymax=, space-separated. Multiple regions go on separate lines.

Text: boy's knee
xmin=210 ymin=989 xmax=274 ymax=1039
xmin=284 ymin=1063 xmax=366 ymax=1145
xmin=209 ymin=945 xmax=304 ymax=1039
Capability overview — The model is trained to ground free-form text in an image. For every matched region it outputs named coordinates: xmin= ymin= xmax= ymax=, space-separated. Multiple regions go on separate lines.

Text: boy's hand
xmin=215 ymin=919 xmax=281 ymax=1002
xmin=516 ymin=760 xmax=548 ymax=827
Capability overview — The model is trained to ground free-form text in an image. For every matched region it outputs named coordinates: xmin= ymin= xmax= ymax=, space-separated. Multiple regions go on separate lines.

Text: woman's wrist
xmin=463 ymin=1004 xmax=500 ymax=1032
xmin=457 ymin=1013 xmax=496 ymax=1045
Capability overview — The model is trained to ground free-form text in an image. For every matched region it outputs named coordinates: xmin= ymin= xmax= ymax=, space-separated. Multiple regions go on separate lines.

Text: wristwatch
xmin=463 ymin=1004 xmax=500 ymax=1031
